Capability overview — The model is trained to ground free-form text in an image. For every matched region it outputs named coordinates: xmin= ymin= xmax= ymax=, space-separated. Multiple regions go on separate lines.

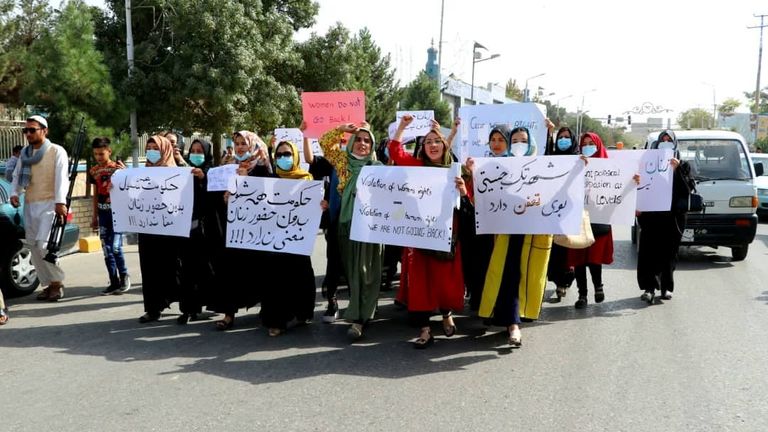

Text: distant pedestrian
xmin=89 ymin=137 xmax=131 ymax=295
xmin=4 ymin=145 xmax=22 ymax=182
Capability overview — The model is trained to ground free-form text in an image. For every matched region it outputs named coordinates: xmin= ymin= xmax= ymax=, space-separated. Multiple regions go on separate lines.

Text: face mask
xmin=146 ymin=150 xmax=161 ymax=164
xmin=556 ymin=137 xmax=572 ymax=151
xmin=276 ymin=156 xmax=293 ymax=171
xmin=350 ymin=152 xmax=365 ymax=160
xmin=510 ymin=143 xmax=529 ymax=157
xmin=581 ymin=145 xmax=598 ymax=157
xmin=189 ymin=154 xmax=205 ymax=166
xmin=658 ymin=141 xmax=675 ymax=151
xmin=234 ymin=151 xmax=251 ymax=162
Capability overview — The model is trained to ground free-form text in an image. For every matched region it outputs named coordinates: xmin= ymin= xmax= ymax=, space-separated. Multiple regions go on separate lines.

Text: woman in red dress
xmin=567 ymin=132 xmax=614 ymax=309
xmin=388 ymin=115 xmax=467 ymax=348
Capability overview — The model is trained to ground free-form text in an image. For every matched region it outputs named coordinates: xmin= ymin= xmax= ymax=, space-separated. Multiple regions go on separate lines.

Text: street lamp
xmin=523 ymin=73 xmax=545 ymax=102
xmin=555 ymin=94 xmax=573 ymax=124
xmin=701 ymin=81 xmax=717 ymax=128
xmin=471 ymin=42 xmax=500 ymax=102
xmin=576 ymin=89 xmax=598 ymax=138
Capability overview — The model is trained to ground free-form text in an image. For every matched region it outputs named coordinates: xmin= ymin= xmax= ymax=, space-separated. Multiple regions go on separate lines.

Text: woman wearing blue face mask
xmin=567 ymin=132 xmax=614 ymax=309
xmin=259 ymin=141 xmax=318 ymax=336
xmin=138 ymin=135 xmax=181 ymax=323
xmin=546 ymin=127 xmax=579 ymax=301
xmin=474 ymin=127 xmax=553 ymax=347
xmin=637 ymin=130 xmax=692 ymax=303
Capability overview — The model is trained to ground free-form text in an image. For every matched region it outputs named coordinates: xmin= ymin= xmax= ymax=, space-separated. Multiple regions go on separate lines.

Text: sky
xmin=86 ymin=0 xmax=767 ymax=122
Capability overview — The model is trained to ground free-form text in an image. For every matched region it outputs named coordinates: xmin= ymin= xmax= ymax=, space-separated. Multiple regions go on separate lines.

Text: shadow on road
xmin=757 ymin=291 xmax=768 ymax=305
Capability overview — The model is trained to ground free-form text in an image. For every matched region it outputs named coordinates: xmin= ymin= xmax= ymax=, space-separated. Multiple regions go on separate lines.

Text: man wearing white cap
xmin=10 ymin=116 xmax=69 ymax=301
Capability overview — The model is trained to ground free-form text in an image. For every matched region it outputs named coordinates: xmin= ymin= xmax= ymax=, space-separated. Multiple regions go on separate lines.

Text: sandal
xmin=413 ymin=328 xmax=434 ymax=349
xmin=36 ymin=287 xmax=50 ymax=301
xmin=215 ymin=315 xmax=235 ymax=331
xmin=660 ymin=291 xmax=672 ymax=300
xmin=0 ymin=308 xmax=8 ymax=325
xmin=555 ymin=286 xmax=567 ymax=299
xmin=442 ymin=313 xmax=456 ymax=337
xmin=594 ymin=285 xmax=605 ymax=303
xmin=268 ymin=328 xmax=283 ymax=337
xmin=508 ymin=326 xmax=522 ymax=347
xmin=347 ymin=323 xmax=363 ymax=341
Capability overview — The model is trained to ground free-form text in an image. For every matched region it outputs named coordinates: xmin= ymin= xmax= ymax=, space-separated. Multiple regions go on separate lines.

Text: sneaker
xmin=322 ymin=300 xmax=338 ymax=323
xmin=116 ymin=274 xmax=131 ymax=294
xmin=101 ymin=284 xmax=119 ymax=296
xmin=640 ymin=290 xmax=655 ymax=304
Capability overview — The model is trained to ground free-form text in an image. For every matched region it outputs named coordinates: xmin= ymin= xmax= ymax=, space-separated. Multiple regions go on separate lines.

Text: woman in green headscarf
xmin=319 ymin=122 xmax=383 ymax=340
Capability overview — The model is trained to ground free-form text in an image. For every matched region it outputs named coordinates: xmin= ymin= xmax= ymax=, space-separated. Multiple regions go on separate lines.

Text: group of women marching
xmin=129 ymin=116 xmax=692 ymax=349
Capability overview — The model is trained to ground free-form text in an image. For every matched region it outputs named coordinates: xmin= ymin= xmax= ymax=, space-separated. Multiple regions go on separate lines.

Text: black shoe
xmin=594 ymin=285 xmax=605 ymax=303
xmin=322 ymin=300 xmax=338 ymax=323
xmin=575 ymin=296 xmax=588 ymax=309
xmin=177 ymin=313 xmax=190 ymax=325
xmin=116 ymin=274 xmax=131 ymax=294
xmin=101 ymin=284 xmax=119 ymax=296
xmin=139 ymin=312 xmax=161 ymax=323
xmin=660 ymin=290 xmax=672 ymax=300
xmin=640 ymin=290 xmax=655 ymax=304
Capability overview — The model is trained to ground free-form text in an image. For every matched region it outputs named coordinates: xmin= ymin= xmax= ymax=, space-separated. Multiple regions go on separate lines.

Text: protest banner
xmin=610 ymin=149 xmax=674 ymax=212
xmin=111 ymin=167 xmax=194 ymax=237
xmin=583 ymin=157 xmax=639 ymax=225
xmin=350 ymin=166 xmax=456 ymax=252
xmin=206 ymin=164 xmax=238 ymax=192
xmin=388 ymin=110 xmax=435 ymax=141
xmin=301 ymin=91 xmax=365 ymax=138
xmin=457 ymin=103 xmax=547 ymax=161
xmin=472 ymin=156 xmax=585 ymax=234
xmin=226 ymin=176 xmax=324 ymax=256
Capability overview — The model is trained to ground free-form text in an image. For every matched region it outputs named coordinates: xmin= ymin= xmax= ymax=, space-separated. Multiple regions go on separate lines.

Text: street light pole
xmin=524 ymin=73 xmax=545 ymax=102
xmin=702 ymin=82 xmax=717 ymax=128
xmin=576 ymin=89 xmax=597 ymax=138
xmin=470 ymin=42 xmax=499 ymax=103
xmin=555 ymin=94 xmax=573 ymax=124
xmin=125 ymin=0 xmax=139 ymax=168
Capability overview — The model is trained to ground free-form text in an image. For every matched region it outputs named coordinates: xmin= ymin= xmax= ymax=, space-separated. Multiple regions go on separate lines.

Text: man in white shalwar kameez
xmin=10 ymin=116 xmax=69 ymax=301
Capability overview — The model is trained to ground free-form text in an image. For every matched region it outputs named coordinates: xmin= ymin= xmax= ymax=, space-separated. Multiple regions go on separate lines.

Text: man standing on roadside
xmin=10 ymin=116 xmax=69 ymax=301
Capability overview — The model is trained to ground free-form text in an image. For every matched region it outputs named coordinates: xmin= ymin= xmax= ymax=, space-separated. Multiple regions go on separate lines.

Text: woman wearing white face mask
xmin=477 ymin=126 xmax=553 ymax=347
xmin=567 ymin=132 xmax=614 ymax=309
xmin=637 ymin=130 xmax=692 ymax=303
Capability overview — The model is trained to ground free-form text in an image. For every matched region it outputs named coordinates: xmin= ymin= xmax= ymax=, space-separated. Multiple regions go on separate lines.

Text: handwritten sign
xmin=206 ymin=164 xmax=238 ymax=192
xmin=473 ymin=156 xmax=585 ymax=235
xmin=350 ymin=166 xmax=455 ymax=252
xmin=387 ymin=110 xmax=435 ymax=142
xmin=226 ymin=176 xmax=324 ymax=256
xmin=457 ymin=103 xmax=547 ymax=162
xmin=610 ymin=149 xmax=674 ymax=212
xmin=301 ymin=91 xmax=366 ymax=138
xmin=583 ymin=158 xmax=639 ymax=225
xmin=111 ymin=167 xmax=193 ymax=237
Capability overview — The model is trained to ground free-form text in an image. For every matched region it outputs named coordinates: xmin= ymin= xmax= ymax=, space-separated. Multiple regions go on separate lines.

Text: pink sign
xmin=301 ymin=91 xmax=366 ymax=138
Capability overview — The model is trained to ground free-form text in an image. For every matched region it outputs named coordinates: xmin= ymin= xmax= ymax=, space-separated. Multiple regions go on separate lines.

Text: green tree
xmin=677 ymin=108 xmax=714 ymax=129
xmin=400 ymin=71 xmax=452 ymax=126
xmin=505 ymin=78 xmax=523 ymax=101
xmin=718 ymin=97 xmax=741 ymax=116
xmin=293 ymin=23 xmax=353 ymax=93
xmin=743 ymin=87 xmax=768 ymax=113
xmin=21 ymin=0 xmax=120 ymax=146
xmin=0 ymin=0 xmax=51 ymax=106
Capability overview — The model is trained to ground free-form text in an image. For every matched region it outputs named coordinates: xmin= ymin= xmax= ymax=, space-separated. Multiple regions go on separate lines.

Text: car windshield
xmin=678 ymin=139 xmax=751 ymax=181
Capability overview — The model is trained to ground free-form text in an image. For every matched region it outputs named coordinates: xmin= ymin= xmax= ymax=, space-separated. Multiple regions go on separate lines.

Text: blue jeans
xmin=98 ymin=209 xmax=128 ymax=282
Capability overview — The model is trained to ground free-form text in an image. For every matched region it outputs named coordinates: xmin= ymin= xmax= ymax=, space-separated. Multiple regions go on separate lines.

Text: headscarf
xmin=274 ymin=141 xmax=312 ymax=180
xmin=340 ymin=127 xmax=380 ymax=224
xmin=652 ymin=129 xmax=680 ymax=158
xmin=580 ymin=132 xmax=608 ymax=159
xmin=488 ymin=124 xmax=512 ymax=157
xmin=419 ymin=129 xmax=452 ymax=167
xmin=146 ymin=135 xmax=176 ymax=167
xmin=186 ymin=139 xmax=213 ymax=172
xmin=509 ymin=126 xmax=537 ymax=157
xmin=233 ymin=130 xmax=271 ymax=172
xmin=551 ymin=127 xmax=579 ymax=155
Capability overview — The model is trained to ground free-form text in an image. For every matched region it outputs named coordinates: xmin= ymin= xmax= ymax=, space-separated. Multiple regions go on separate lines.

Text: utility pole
xmin=438 ymin=0 xmax=444 ymax=100
xmin=749 ymin=14 xmax=767 ymax=143
xmin=125 ymin=0 xmax=139 ymax=168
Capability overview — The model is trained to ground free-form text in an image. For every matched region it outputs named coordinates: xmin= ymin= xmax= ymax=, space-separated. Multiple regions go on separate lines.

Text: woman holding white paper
xmin=388 ymin=115 xmax=467 ymax=349
xmin=319 ymin=122 xmax=383 ymax=341
xmin=567 ymin=132 xmax=614 ymax=309
xmin=258 ymin=140 xmax=318 ymax=336
xmin=137 ymin=135 xmax=181 ymax=323
xmin=470 ymin=127 xmax=553 ymax=347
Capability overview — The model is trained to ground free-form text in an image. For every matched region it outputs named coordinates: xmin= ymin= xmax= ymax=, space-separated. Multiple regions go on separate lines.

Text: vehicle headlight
xmin=729 ymin=196 xmax=756 ymax=207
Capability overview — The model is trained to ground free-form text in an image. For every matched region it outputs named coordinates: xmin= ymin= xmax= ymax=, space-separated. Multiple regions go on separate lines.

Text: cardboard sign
xmin=301 ymin=91 xmax=366 ymax=138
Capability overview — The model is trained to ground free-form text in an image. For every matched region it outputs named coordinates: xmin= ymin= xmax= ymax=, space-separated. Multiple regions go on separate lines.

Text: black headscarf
xmin=187 ymin=139 xmax=214 ymax=173
xmin=488 ymin=124 xmax=511 ymax=156
xmin=651 ymin=130 xmax=679 ymax=158
xmin=550 ymin=127 xmax=580 ymax=155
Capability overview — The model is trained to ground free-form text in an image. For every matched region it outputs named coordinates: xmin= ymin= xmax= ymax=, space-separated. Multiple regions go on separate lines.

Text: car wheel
xmin=1 ymin=244 xmax=40 ymax=297
xmin=731 ymin=245 xmax=748 ymax=262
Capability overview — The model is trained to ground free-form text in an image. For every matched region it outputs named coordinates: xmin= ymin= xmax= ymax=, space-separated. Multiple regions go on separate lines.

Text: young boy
xmin=4 ymin=145 xmax=22 ymax=182
xmin=89 ymin=137 xmax=131 ymax=295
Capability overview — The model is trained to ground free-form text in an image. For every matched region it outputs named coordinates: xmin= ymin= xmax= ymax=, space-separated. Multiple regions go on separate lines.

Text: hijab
xmin=146 ymin=135 xmax=176 ymax=167
xmin=187 ymin=139 xmax=213 ymax=172
xmin=488 ymin=124 xmax=511 ymax=157
xmin=274 ymin=141 xmax=313 ymax=180
xmin=580 ymin=132 xmax=608 ymax=159
xmin=233 ymin=130 xmax=271 ymax=172
xmin=340 ymin=127 xmax=380 ymax=224
xmin=652 ymin=129 xmax=680 ymax=157
xmin=509 ymin=126 xmax=537 ymax=157
xmin=551 ymin=127 xmax=579 ymax=155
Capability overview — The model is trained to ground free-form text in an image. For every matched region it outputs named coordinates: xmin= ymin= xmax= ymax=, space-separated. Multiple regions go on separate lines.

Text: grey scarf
xmin=18 ymin=139 xmax=51 ymax=188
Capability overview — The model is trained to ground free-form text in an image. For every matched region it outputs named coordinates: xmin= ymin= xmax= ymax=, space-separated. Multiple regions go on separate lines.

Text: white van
xmin=632 ymin=130 xmax=763 ymax=261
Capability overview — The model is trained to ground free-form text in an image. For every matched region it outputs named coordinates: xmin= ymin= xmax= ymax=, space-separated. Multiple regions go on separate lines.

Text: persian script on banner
xmin=350 ymin=166 xmax=456 ymax=252
xmin=609 ymin=149 xmax=674 ymax=212
xmin=226 ymin=176 xmax=324 ymax=256
xmin=111 ymin=167 xmax=194 ymax=237
xmin=472 ymin=156 xmax=585 ymax=235
xmin=583 ymin=157 xmax=640 ymax=225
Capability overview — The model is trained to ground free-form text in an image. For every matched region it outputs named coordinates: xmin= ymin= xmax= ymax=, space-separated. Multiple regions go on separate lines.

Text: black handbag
xmin=590 ymin=223 xmax=611 ymax=237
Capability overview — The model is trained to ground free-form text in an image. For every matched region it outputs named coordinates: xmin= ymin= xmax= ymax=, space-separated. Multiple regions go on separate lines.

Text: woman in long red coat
xmin=388 ymin=115 xmax=467 ymax=349
xmin=567 ymin=132 xmax=613 ymax=309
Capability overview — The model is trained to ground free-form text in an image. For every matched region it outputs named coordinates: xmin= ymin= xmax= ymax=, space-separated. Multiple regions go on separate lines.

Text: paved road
xmin=1 ymin=225 xmax=767 ymax=431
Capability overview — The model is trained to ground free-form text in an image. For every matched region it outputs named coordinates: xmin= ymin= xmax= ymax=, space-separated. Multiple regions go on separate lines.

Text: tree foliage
xmin=399 ymin=71 xmax=452 ymax=127
xmin=0 ymin=0 xmax=51 ymax=106
xmin=505 ymin=78 xmax=523 ymax=101
xmin=677 ymin=108 xmax=714 ymax=129
xmin=743 ymin=87 xmax=768 ymax=114
xmin=718 ymin=97 xmax=741 ymax=116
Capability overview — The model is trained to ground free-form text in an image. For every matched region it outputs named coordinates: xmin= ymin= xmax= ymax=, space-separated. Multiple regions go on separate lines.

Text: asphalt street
xmin=1 ymin=224 xmax=767 ymax=432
